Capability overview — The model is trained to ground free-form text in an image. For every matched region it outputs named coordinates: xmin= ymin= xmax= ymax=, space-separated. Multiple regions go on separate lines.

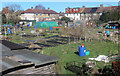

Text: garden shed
xmin=1 ymin=40 xmax=59 ymax=75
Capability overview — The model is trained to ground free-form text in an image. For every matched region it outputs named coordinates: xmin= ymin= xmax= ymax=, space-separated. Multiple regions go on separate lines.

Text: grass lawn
xmin=42 ymin=40 xmax=118 ymax=74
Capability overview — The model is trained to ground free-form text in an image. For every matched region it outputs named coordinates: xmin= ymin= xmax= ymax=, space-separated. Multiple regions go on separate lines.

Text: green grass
xmin=42 ymin=40 xmax=118 ymax=74
xmin=2 ymin=26 xmax=119 ymax=74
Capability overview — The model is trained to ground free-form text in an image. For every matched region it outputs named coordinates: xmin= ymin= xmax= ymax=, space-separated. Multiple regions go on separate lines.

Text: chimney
xmin=31 ymin=6 xmax=33 ymax=9
xmin=59 ymin=11 xmax=62 ymax=13
xmin=67 ymin=7 xmax=70 ymax=9
xmin=48 ymin=8 xmax=50 ymax=10
xmin=100 ymin=4 xmax=103 ymax=7
xmin=6 ymin=6 xmax=8 ymax=10
xmin=3 ymin=8 xmax=5 ymax=10
xmin=82 ymin=6 xmax=85 ymax=8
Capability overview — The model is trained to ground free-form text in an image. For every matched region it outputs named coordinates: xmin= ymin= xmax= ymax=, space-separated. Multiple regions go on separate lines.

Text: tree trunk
xmin=69 ymin=36 xmax=70 ymax=44
xmin=80 ymin=37 xmax=81 ymax=42
xmin=74 ymin=36 xmax=75 ymax=43
xmin=85 ymin=36 xmax=86 ymax=42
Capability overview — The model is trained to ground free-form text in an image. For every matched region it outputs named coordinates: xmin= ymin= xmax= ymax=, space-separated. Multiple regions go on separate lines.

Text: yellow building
xmin=20 ymin=7 xmax=59 ymax=21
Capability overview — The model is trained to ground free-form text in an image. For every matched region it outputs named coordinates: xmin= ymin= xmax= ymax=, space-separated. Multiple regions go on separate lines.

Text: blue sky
xmin=1 ymin=2 xmax=119 ymax=13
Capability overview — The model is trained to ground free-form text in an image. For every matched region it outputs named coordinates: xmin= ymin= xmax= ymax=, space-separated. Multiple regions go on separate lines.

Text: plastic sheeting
xmin=36 ymin=21 xmax=58 ymax=28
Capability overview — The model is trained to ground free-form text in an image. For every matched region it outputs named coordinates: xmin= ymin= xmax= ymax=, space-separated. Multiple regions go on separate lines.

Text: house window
xmin=93 ymin=13 xmax=97 ymax=15
xmin=48 ymin=14 xmax=50 ymax=16
xmin=67 ymin=8 xmax=69 ymax=11
xmin=25 ymin=17 xmax=27 ymax=20
xmin=76 ymin=9 xmax=78 ymax=11
xmin=99 ymin=13 xmax=102 ymax=15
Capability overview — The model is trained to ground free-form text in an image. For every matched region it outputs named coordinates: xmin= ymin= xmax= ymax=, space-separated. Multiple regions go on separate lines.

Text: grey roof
xmin=12 ymin=49 xmax=59 ymax=66
xmin=1 ymin=57 xmax=22 ymax=72
xmin=0 ymin=40 xmax=28 ymax=50
xmin=1 ymin=41 xmax=59 ymax=73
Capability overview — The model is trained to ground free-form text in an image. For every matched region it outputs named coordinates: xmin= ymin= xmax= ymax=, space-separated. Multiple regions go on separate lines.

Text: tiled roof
xmin=22 ymin=9 xmax=58 ymax=14
xmin=97 ymin=6 xmax=120 ymax=12
xmin=2 ymin=8 xmax=11 ymax=14
xmin=59 ymin=12 xmax=65 ymax=16
xmin=83 ymin=7 xmax=99 ymax=13
xmin=67 ymin=6 xmax=119 ymax=14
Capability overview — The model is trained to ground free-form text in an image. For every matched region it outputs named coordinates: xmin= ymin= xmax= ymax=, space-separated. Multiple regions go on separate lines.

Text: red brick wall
xmin=65 ymin=8 xmax=82 ymax=13
xmin=65 ymin=8 xmax=69 ymax=13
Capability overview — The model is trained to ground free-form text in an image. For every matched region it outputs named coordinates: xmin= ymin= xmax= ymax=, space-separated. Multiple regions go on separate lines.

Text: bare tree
xmin=35 ymin=4 xmax=45 ymax=10
xmin=6 ymin=4 xmax=23 ymax=24
xmin=8 ymin=4 xmax=22 ymax=13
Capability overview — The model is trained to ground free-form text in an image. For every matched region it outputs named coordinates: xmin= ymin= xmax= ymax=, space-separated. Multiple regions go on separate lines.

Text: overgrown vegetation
xmin=99 ymin=11 xmax=120 ymax=23
xmin=61 ymin=16 xmax=70 ymax=24
xmin=2 ymin=4 xmax=23 ymax=24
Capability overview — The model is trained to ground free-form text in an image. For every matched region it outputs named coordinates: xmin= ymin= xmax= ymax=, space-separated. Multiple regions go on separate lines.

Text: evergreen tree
xmin=99 ymin=11 xmax=120 ymax=23
xmin=61 ymin=16 xmax=70 ymax=23
xmin=2 ymin=13 xmax=7 ymax=24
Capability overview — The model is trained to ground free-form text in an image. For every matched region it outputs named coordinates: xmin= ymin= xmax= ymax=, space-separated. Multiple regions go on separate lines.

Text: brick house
xmin=65 ymin=4 xmax=119 ymax=21
xmin=20 ymin=7 xmax=59 ymax=22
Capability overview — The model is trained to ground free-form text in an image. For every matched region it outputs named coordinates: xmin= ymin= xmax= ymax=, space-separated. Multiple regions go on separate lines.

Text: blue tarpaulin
xmin=94 ymin=24 xmax=96 ymax=27
xmin=71 ymin=25 xmax=73 ymax=28
xmin=49 ymin=27 xmax=52 ymax=30
xmin=28 ymin=24 xmax=30 ymax=27
xmin=114 ymin=26 xmax=116 ymax=29
xmin=34 ymin=25 xmax=37 ymax=29
xmin=8 ymin=28 xmax=11 ymax=34
xmin=106 ymin=31 xmax=110 ymax=35
xmin=112 ymin=26 xmax=114 ymax=29
xmin=17 ymin=24 xmax=19 ymax=28
xmin=105 ymin=25 xmax=107 ymax=29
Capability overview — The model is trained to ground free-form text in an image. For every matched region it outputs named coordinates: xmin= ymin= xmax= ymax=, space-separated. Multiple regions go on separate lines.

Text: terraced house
xmin=20 ymin=7 xmax=59 ymax=22
xmin=65 ymin=4 xmax=119 ymax=21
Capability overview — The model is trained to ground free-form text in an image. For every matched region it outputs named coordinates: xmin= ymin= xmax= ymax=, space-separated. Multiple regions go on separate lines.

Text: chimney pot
xmin=48 ymin=8 xmax=50 ymax=10
xmin=3 ymin=8 xmax=5 ymax=10
xmin=6 ymin=6 xmax=8 ymax=10
xmin=67 ymin=7 xmax=70 ymax=9
xmin=31 ymin=6 xmax=33 ymax=9
xmin=83 ymin=6 xmax=85 ymax=8
xmin=100 ymin=4 xmax=103 ymax=7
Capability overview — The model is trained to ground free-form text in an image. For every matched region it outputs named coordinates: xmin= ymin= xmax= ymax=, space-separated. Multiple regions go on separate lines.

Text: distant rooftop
xmin=65 ymin=5 xmax=120 ymax=13
xmin=22 ymin=8 xmax=58 ymax=14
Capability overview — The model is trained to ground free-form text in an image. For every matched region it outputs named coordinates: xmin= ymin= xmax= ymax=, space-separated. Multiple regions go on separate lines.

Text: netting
xmin=36 ymin=21 xmax=58 ymax=28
